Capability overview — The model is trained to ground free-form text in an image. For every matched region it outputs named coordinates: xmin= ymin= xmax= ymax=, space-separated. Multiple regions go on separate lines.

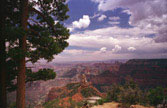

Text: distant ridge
xmin=87 ymin=59 xmax=167 ymax=91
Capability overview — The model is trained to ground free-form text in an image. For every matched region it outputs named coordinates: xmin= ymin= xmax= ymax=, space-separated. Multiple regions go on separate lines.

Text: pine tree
xmin=0 ymin=0 xmax=69 ymax=107
xmin=0 ymin=0 xmax=27 ymax=107
xmin=0 ymin=0 xmax=18 ymax=107
xmin=17 ymin=0 xmax=70 ymax=107
xmin=0 ymin=0 xmax=7 ymax=105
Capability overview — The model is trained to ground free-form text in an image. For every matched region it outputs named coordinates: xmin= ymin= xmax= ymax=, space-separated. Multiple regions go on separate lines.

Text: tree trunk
xmin=16 ymin=0 xmax=28 ymax=108
xmin=0 ymin=0 xmax=7 ymax=107
xmin=0 ymin=39 xmax=7 ymax=108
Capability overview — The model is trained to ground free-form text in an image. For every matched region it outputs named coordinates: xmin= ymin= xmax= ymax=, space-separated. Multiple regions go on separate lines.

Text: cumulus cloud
xmin=112 ymin=45 xmax=122 ymax=53
xmin=122 ymin=9 xmax=132 ymax=15
xmin=98 ymin=15 xmax=107 ymax=21
xmin=68 ymin=26 xmax=156 ymax=48
xmin=100 ymin=47 xmax=107 ymax=53
xmin=91 ymin=0 xmax=167 ymax=42
xmin=52 ymin=25 xmax=167 ymax=62
xmin=72 ymin=15 xmax=90 ymax=29
xmin=67 ymin=26 xmax=167 ymax=55
xmin=128 ymin=47 xmax=136 ymax=51
xmin=68 ymin=27 xmax=74 ymax=32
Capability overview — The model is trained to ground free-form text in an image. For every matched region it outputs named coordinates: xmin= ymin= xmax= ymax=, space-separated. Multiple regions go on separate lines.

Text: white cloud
xmin=109 ymin=16 xmax=120 ymax=21
xmin=108 ymin=16 xmax=120 ymax=25
xmin=67 ymin=26 xmax=167 ymax=55
xmin=66 ymin=0 xmax=70 ymax=3
xmin=63 ymin=49 xmax=85 ymax=55
xmin=128 ymin=47 xmax=136 ymax=51
xmin=100 ymin=47 xmax=107 ymax=53
xmin=68 ymin=27 xmax=74 ymax=32
xmin=112 ymin=45 xmax=121 ymax=53
xmin=91 ymin=0 xmax=167 ymax=42
xmin=52 ymin=25 xmax=167 ymax=62
xmin=108 ymin=21 xmax=120 ymax=25
xmin=72 ymin=15 xmax=90 ymax=29
xmin=98 ymin=15 xmax=107 ymax=21
xmin=122 ymin=9 xmax=132 ymax=15
xmin=90 ymin=13 xmax=100 ymax=19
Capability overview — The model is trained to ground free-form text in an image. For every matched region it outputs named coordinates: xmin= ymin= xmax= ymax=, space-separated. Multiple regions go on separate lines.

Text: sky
xmin=50 ymin=0 xmax=167 ymax=63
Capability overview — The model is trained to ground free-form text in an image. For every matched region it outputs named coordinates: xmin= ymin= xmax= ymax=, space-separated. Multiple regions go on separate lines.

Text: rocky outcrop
xmin=87 ymin=59 xmax=167 ymax=90
xmin=62 ymin=63 xmax=120 ymax=78
xmin=46 ymin=74 xmax=103 ymax=102
xmin=119 ymin=59 xmax=167 ymax=88
xmin=8 ymin=59 xmax=167 ymax=107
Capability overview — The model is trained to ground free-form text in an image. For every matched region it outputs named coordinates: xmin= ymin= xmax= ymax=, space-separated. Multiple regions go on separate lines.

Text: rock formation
xmin=87 ymin=59 xmax=167 ymax=91
xmin=80 ymin=74 xmax=91 ymax=88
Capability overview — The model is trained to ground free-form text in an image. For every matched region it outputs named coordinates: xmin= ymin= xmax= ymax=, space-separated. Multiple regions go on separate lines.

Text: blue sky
xmin=65 ymin=0 xmax=131 ymax=30
xmin=50 ymin=0 xmax=167 ymax=62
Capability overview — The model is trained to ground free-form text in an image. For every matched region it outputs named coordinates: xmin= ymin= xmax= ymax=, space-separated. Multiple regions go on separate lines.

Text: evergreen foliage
xmin=148 ymin=87 xmax=167 ymax=106
xmin=26 ymin=68 xmax=56 ymax=82
xmin=0 ymin=0 xmax=70 ymax=107
xmin=105 ymin=76 xmax=167 ymax=107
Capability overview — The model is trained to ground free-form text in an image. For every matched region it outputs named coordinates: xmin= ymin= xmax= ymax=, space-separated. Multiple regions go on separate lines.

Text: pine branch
xmin=29 ymin=7 xmax=56 ymax=34
xmin=29 ymin=18 xmax=44 ymax=26
xmin=27 ymin=22 xmax=40 ymax=36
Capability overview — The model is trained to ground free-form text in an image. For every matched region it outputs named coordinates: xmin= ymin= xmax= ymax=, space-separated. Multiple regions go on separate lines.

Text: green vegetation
xmin=68 ymin=98 xmax=84 ymax=108
xmin=0 ymin=0 xmax=70 ymax=107
xmin=81 ymin=87 xmax=99 ymax=98
xmin=95 ymin=98 xmax=108 ymax=105
xmin=43 ymin=76 xmax=167 ymax=108
xmin=102 ymin=76 xmax=167 ymax=107
xmin=43 ymin=98 xmax=84 ymax=108
xmin=148 ymin=87 xmax=167 ymax=106
xmin=43 ymin=99 xmax=63 ymax=108
xmin=8 ymin=102 xmax=16 ymax=108
xmin=44 ymin=82 xmax=102 ymax=108
xmin=26 ymin=69 xmax=56 ymax=82
xmin=117 ymin=77 xmax=143 ymax=106
xmin=61 ymin=83 xmax=100 ymax=98
xmin=66 ymin=83 xmax=81 ymax=90
xmin=67 ymin=89 xmax=78 ymax=97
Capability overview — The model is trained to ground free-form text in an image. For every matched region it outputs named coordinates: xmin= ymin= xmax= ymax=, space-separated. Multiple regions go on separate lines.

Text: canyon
xmin=7 ymin=59 xmax=167 ymax=107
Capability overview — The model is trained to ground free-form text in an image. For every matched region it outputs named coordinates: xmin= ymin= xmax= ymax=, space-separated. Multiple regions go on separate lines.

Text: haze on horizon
xmin=49 ymin=0 xmax=167 ymax=63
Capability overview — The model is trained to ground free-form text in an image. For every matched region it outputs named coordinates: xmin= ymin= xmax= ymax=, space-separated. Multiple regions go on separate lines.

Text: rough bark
xmin=0 ymin=0 xmax=7 ymax=107
xmin=16 ymin=0 xmax=28 ymax=108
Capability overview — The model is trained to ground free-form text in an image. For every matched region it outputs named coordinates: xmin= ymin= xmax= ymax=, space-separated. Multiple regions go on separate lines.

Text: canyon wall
xmin=87 ymin=59 xmax=167 ymax=90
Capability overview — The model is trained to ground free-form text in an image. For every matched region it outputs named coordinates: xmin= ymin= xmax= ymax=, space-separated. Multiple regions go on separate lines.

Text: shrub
xmin=81 ymin=87 xmax=98 ymax=98
xmin=148 ymin=87 xmax=167 ymax=106
xmin=66 ymin=83 xmax=80 ymax=90
xmin=106 ymin=76 xmax=150 ymax=106
xmin=97 ymin=99 xmax=104 ymax=105
xmin=106 ymin=83 xmax=121 ymax=102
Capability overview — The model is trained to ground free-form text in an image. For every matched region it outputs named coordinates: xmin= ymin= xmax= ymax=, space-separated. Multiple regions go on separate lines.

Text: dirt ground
xmin=91 ymin=102 xmax=120 ymax=108
xmin=91 ymin=102 xmax=155 ymax=108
